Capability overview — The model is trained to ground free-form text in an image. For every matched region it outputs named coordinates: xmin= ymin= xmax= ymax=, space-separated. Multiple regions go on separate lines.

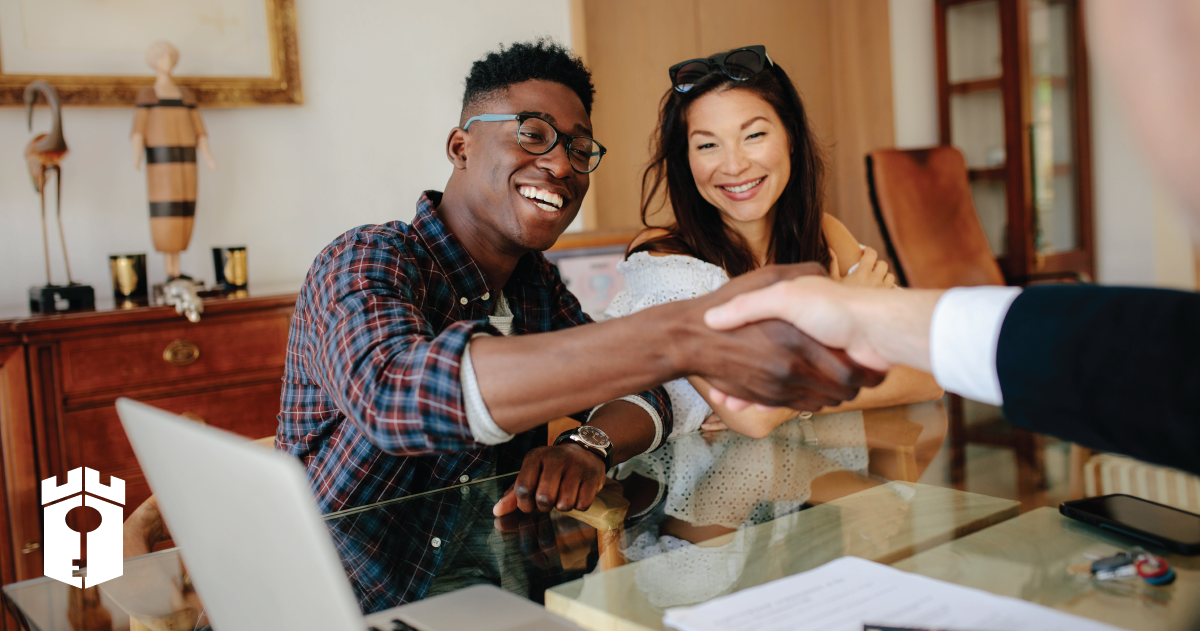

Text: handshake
xmin=683 ymin=262 xmax=924 ymax=412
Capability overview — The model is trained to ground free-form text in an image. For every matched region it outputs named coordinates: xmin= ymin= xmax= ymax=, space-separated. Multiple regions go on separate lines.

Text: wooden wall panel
xmin=584 ymin=0 xmax=699 ymax=230
xmin=695 ymin=0 xmax=839 ymax=228
xmin=828 ymin=0 xmax=897 ymax=256
xmin=582 ymin=0 xmax=897 ymax=257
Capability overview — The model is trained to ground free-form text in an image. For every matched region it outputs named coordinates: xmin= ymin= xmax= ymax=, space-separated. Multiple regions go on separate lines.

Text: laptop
xmin=115 ymin=397 xmax=584 ymax=631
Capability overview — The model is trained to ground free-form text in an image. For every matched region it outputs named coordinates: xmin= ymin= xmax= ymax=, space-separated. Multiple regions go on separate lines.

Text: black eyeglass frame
xmin=462 ymin=113 xmax=608 ymax=174
xmin=668 ymin=45 xmax=774 ymax=93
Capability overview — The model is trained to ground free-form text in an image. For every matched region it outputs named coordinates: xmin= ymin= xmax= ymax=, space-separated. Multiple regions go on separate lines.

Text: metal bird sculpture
xmin=24 ymin=80 xmax=74 ymax=286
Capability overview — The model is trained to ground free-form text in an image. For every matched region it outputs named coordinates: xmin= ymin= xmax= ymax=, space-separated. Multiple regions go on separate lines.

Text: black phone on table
xmin=1060 ymin=493 xmax=1199 ymax=555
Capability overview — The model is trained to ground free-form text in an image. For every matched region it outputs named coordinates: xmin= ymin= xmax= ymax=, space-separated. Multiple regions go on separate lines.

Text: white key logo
xmin=41 ymin=468 xmax=124 ymax=587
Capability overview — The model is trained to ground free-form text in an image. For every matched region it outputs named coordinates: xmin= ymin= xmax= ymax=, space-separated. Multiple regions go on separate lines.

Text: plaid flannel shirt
xmin=277 ymin=191 xmax=673 ymax=613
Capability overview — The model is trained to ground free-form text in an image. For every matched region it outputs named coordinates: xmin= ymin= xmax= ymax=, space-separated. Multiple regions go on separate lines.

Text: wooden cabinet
xmin=0 ymin=293 xmax=295 ymax=607
xmin=935 ymin=0 xmax=1095 ymax=282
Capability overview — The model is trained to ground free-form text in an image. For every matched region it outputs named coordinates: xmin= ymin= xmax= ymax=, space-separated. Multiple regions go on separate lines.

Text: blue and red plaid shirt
xmin=277 ymin=191 xmax=672 ymax=612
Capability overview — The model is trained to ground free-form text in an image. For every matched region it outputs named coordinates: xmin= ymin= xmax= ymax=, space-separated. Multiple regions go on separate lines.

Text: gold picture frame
xmin=0 ymin=0 xmax=301 ymax=107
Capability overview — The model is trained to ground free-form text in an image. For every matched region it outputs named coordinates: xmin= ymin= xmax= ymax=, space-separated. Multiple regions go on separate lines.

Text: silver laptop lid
xmin=115 ymin=398 xmax=363 ymax=631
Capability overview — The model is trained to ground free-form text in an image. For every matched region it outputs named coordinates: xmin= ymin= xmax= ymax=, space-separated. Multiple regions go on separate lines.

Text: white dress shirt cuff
xmin=929 ymin=286 xmax=1022 ymax=406
xmin=461 ymin=337 xmax=515 ymax=445
xmin=586 ymin=395 xmax=664 ymax=454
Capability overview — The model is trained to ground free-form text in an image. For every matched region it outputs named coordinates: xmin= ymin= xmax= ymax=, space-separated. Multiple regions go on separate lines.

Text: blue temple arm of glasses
xmin=462 ymin=114 xmax=519 ymax=129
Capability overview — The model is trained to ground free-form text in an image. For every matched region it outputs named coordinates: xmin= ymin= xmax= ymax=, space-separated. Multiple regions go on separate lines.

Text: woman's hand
xmin=831 ymin=247 xmax=895 ymax=289
xmin=700 ymin=412 xmax=727 ymax=432
xmin=688 ymin=377 xmax=798 ymax=439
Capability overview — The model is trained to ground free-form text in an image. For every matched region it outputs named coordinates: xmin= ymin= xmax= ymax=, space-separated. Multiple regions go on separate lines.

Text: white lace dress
xmin=603 ymin=252 xmax=873 ymax=608
xmin=613 ymin=415 xmax=870 ymax=608
xmin=604 ymin=253 xmax=732 ymax=437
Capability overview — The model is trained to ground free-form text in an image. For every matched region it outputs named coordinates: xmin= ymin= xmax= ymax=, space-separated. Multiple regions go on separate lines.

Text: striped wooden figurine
xmin=131 ymin=41 xmax=216 ymax=279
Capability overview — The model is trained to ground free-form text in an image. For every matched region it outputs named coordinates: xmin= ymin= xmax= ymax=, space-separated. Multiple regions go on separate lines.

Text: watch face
xmin=576 ymin=425 xmax=611 ymax=449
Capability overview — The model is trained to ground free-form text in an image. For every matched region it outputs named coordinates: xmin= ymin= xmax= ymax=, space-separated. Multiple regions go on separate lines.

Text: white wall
xmin=889 ymin=0 xmax=939 ymax=149
xmin=0 ymin=0 xmax=573 ymax=310
xmin=888 ymin=0 xmax=1194 ymax=288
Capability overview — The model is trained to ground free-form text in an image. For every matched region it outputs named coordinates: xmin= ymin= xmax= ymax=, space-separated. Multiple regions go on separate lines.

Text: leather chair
xmin=865 ymin=146 xmax=1056 ymax=508
xmin=865 ymin=147 xmax=1005 ymax=289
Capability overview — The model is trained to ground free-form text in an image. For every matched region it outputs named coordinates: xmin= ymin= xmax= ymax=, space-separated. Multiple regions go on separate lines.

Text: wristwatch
xmin=554 ymin=425 xmax=614 ymax=470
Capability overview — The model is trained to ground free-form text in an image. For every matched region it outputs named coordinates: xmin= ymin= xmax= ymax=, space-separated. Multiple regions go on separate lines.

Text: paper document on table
xmin=663 ymin=556 xmax=1121 ymax=631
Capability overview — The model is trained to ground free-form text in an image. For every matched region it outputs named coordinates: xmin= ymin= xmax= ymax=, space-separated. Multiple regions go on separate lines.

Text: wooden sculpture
xmin=131 ymin=40 xmax=217 ymax=280
xmin=25 ymin=80 xmax=71 ymax=286
xmin=25 ymin=81 xmax=94 ymax=313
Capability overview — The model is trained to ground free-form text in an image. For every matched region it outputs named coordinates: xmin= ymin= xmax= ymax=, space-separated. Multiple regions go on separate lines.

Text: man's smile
xmin=518 ymin=185 xmax=565 ymax=213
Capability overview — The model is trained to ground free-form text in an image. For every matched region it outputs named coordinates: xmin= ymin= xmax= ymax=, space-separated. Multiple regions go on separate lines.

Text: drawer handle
xmin=181 ymin=412 xmax=207 ymax=426
xmin=163 ymin=339 xmax=200 ymax=366
xmin=22 ymin=542 xmax=39 ymax=554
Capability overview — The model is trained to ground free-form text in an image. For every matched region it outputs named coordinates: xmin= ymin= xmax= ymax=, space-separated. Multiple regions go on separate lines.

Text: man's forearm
xmin=475 ymin=264 xmax=884 ymax=433
xmin=583 ymin=400 xmax=657 ymax=463
xmin=471 ymin=300 xmax=691 ymax=435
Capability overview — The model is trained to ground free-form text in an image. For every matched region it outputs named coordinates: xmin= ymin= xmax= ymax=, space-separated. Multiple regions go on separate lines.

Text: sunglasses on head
xmin=669 ymin=45 xmax=773 ymax=93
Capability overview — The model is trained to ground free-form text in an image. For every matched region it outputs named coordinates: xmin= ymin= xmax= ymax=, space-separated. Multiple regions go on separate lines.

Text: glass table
xmin=894 ymin=508 xmax=1199 ymax=631
xmin=1 ymin=401 xmax=1184 ymax=631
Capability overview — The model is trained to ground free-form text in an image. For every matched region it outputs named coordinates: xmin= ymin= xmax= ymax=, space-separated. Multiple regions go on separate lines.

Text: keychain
xmin=1134 ymin=554 xmax=1176 ymax=586
xmin=1068 ymin=548 xmax=1176 ymax=586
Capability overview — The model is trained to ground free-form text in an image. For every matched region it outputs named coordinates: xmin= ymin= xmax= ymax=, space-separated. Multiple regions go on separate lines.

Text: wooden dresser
xmin=0 ymin=292 xmax=296 ymax=605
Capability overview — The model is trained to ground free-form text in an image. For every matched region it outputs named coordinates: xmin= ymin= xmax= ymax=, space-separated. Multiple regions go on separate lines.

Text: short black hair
xmin=461 ymin=38 xmax=594 ymax=124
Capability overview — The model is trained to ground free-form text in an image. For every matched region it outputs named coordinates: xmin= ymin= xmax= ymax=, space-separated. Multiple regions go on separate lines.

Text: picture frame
xmin=0 ymin=0 xmax=301 ymax=107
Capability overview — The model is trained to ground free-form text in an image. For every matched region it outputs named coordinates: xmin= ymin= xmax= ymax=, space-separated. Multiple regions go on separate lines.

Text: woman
xmin=605 ymin=45 xmax=943 ymax=439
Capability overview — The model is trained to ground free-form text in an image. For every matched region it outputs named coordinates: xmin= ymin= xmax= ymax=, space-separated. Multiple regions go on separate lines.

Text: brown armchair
xmin=864 ymin=146 xmax=1078 ymax=508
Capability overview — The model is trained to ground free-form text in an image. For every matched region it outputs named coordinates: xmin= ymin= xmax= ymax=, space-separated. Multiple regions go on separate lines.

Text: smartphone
xmin=1060 ymin=494 xmax=1199 ymax=555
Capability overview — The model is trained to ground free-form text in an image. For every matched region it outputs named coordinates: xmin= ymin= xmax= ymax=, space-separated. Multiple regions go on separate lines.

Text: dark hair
xmin=462 ymin=38 xmax=595 ymax=123
xmin=633 ymin=60 xmax=829 ymax=277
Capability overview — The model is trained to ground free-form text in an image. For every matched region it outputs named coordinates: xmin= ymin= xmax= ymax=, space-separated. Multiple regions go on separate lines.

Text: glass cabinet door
xmin=1027 ymin=0 xmax=1078 ymax=255
xmin=945 ymin=0 xmax=1008 ymax=257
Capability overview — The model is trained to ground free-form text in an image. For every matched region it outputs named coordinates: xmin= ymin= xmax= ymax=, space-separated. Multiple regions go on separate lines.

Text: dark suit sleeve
xmin=996 ymin=285 xmax=1199 ymax=474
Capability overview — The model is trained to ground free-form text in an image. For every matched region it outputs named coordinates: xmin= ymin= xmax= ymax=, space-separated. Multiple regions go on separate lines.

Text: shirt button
xmin=482 ymin=292 xmax=491 ymax=301
xmin=431 ymin=537 xmax=442 ymax=548
xmin=461 ymin=487 xmax=470 ymax=497
xmin=458 ymin=475 xmax=470 ymax=483
xmin=459 ymin=297 xmax=468 ymax=305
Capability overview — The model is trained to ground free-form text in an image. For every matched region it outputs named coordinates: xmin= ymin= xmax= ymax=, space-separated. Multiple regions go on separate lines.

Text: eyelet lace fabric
xmin=604 ymin=253 xmax=731 ymax=437
xmin=612 ymin=413 xmax=869 ymax=608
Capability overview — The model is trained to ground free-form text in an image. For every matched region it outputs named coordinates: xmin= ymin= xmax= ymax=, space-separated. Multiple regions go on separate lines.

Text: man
xmin=278 ymin=40 xmax=881 ymax=612
xmin=701 ymin=2 xmax=1199 ymax=474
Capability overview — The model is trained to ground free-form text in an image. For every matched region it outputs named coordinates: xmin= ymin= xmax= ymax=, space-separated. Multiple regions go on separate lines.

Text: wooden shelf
xmin=949 ymin=77 xmax=1003 ymax=95
xmin=1031 ymin=75 xmax=1070 ymax=89
xmin=968 ymin=166 xmax=1007 ymax=181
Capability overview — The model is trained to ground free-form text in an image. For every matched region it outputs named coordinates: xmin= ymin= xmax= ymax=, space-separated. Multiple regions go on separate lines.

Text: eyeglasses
xmin=669 ymin=45 xmax=773 ymax=93
xmin=462 ymin=114 xmax=607 ymax=174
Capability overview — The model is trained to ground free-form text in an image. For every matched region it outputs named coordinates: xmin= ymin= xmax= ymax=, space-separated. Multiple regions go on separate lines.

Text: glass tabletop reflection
xmin=5 ymin=401 xmax=1018 ymax=631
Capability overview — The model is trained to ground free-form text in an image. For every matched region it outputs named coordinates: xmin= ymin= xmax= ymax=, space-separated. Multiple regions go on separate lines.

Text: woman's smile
xmin=717 ymin=175 xmax=767 ymax=201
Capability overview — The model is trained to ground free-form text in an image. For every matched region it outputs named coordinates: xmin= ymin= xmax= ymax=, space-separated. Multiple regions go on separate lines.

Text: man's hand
xmin=675 ymin=265 xmax=887 ymax=411
xmin=493 ymin=507 xmax=597 ymax=571
xmin=493 ymin=443 xmax=606 ymax=516
xmin=708 ymin=275 xmax=883 ymax=366
xmin=702 ymin=275 xmax=944 ymax=409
